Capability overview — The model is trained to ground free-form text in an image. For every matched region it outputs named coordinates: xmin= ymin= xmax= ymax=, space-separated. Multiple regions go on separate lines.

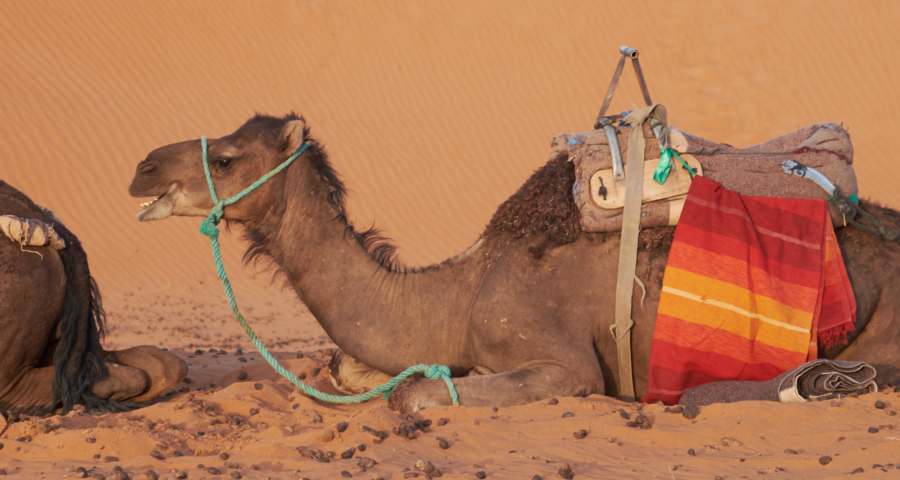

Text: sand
xmin=2 ymin=0 xmax=900 ymax=478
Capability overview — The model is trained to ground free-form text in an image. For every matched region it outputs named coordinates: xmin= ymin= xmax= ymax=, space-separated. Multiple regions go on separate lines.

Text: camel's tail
xmin=47 ymin=220 xmax=113 ymax=414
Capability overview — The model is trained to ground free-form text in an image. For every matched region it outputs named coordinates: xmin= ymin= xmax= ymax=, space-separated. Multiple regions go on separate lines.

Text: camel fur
xmin=129 ymin=114 xmax=900 ymax=413
xmin=0 ymin=181 xmax=188 ymax=415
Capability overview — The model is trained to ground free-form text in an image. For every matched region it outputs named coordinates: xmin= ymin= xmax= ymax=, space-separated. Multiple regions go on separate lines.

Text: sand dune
xmin=2 ymin=0 xmax=900 ymax=478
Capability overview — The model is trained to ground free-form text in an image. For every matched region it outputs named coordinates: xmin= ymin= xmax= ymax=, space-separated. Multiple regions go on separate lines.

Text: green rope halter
xmin=198 ymin=136 xmax=459 ymax=405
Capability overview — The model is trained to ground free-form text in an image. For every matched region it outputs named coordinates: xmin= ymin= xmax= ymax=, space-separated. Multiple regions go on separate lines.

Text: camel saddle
xmin=553 ymin=113 xmax=858 ymax=232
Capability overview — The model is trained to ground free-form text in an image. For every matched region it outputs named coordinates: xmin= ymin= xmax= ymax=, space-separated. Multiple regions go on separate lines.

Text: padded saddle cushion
xmin=553 ymin=122 xmax=857 ymax=232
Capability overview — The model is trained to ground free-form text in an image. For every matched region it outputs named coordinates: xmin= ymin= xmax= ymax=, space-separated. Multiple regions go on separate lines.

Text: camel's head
xmin=129 ymin=115 xmax=309 ymax=223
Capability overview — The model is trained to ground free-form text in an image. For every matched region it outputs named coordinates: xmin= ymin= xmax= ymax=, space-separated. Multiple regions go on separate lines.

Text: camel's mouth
xmin=136 ymin=184 xmax=178 ymax=222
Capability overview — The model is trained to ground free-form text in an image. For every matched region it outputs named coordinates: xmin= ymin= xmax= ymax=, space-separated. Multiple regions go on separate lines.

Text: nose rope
xmin=197 ymin=136 xmax=459 ymax=405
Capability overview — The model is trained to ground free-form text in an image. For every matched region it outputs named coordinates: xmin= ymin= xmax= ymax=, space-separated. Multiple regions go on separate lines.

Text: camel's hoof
xmin=100 ymin=346 xmax=187 ymax=403
xmin=388 ymin=374 xmax=454 ymax=414
xmin=328 ymin=349 xmax=394 ymax=395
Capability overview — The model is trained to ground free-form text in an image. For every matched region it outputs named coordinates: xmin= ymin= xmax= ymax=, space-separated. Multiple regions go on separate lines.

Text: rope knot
xmin=425 ymin=365 xmax=451 ymax=380
xmin=199 ymin=203 xmax=225 ymax=238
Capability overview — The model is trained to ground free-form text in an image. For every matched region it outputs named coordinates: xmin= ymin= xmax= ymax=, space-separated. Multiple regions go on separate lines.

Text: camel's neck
xmin=244 ymin=158 xmax=484 ymax=375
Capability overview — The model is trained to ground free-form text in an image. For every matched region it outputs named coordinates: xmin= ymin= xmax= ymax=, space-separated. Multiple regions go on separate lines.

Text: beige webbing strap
xmin=614 ymin=104 xmax=667 ymax=402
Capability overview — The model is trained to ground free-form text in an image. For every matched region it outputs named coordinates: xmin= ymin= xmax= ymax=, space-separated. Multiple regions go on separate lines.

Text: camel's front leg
xmin=387 ymin=364 xmax=603 ymax=413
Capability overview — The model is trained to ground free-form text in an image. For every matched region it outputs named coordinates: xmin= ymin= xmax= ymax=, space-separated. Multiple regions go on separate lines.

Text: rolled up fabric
xmin=679 ymin=359 xmax=877 ymax=407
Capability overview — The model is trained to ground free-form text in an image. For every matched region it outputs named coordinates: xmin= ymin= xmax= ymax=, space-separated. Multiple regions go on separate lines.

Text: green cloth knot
xmin=653 ymin=147 xmax=695 ymax=185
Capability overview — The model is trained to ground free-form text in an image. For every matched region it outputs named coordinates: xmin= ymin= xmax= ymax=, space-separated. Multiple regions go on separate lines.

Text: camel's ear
xmin=280 ymin=119 xmax=306 ymax=154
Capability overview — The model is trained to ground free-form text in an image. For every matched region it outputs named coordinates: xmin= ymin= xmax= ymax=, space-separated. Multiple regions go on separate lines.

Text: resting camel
xmin=0 ymin=181 xmax=188 ymax=415
xmin=129 ymin=114 xmax=900 ymax=413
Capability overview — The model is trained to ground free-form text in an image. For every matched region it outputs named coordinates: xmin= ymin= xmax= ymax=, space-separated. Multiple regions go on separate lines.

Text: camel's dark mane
xmin=241 ymin=113 xmax=589 ymax=271
xmin=239 ymin=113 xmax=408 ymax=272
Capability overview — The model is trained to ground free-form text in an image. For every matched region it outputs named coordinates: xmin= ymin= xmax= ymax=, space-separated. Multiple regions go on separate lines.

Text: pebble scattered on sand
xmin=784 ymin=449 xmax=797 ymax=454
xmin=819 ymin=456 xmax=833 ymax=465
xmin=687 ymin=449 xmax=696 ymax=456
xmin=547 ymin=398 xmax=559 ymax=405
xmin=561 ymin=412 xmax=574 ymax=418
xmin=357 ymin=457 xmax=378 ymax=469
xmin=253 ymin=382 xmax=264 ymax=390
xmin=573 ymin=429 xmax=587 ymax=439
xmin=475 ymin=471 xmax=486 ymax=479
xmin=236 ymin=371 xmax=248 ymax=381
xmin=437 ymin=437 xmax=450 ymax=449
xmin=144 ymin=470 xmax=158 ymax=480
xmin=150 ymin=449 xmax=164 ymax=460
xmin=664 ymin=405 xmax=684 ymax=414
xmin=721 ymin=437 xmax=741 ymax=447
xmin=875 ymin=401 xmax=886 ymax=409
xmin=558 ymin=463 xmax=574 ymax=479
xmin=868 ymin=427 xmax=879 ymax=433
xmin=682 ymin=405 xmax=701 ymax=419
xmin=850 ymin=467 xmax=864 ymax=474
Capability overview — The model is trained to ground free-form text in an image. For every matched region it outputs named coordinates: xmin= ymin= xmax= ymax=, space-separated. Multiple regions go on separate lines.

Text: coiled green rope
xmin=197 ymin=136 xmax=459 ymax=405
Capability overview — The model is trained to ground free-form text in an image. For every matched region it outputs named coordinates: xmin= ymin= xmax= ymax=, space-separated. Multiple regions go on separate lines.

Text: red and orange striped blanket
xmin=643 ymin=176 xmax=856 ymax=405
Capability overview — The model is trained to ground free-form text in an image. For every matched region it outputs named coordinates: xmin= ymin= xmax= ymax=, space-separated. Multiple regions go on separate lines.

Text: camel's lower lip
xmin=136 ymin=186 xmax=177 ymax=221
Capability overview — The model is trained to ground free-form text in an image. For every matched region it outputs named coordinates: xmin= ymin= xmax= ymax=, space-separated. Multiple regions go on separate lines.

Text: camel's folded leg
xmin=387 ymin=365 xmax=603 ymax=413
xmin=0 ymin=366 xmax=55 ymax=415
xmin=100 ymin=346 xmax=187 ymax=404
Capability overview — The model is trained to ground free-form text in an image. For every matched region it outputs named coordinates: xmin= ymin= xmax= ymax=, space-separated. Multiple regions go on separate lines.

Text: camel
xmin=0 ymin=181 xmax=188 ymax=416
xmin=129 ymin=114 xmax=900 ymax=413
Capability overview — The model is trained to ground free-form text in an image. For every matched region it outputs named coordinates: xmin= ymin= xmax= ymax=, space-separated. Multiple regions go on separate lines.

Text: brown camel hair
xmin=129 ymin=113 xmax=900 ymax=413
xmin=0 ymin=181 xmax=188 ymax=416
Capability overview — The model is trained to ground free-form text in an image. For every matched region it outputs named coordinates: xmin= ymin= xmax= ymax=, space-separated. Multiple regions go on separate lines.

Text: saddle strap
xmin=614 ymin=104 xmax=668 ymax=401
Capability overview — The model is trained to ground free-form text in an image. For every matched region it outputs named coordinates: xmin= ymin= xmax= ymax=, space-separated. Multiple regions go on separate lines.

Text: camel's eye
xmin=217 ymin=157 xmax=233 ymax=168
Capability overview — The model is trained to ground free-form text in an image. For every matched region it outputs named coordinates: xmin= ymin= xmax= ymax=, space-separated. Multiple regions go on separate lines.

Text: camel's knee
xmin=388 ymin=374 xmax=454 ymax=414
xmin=91 ymin=363 xmax=148 ymax=401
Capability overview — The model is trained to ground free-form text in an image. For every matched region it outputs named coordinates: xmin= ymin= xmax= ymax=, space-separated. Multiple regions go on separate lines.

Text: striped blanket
xmin=643 ymin=176 xmax=856 ymax=405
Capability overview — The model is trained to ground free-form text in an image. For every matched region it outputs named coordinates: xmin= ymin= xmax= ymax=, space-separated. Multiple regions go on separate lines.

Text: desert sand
xmin=2 ymin=1 xmax=900 ymax=478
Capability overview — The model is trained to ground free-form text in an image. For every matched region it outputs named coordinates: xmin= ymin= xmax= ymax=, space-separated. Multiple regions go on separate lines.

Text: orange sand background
xmin=2 ymin=1 xmax=900 ymax=478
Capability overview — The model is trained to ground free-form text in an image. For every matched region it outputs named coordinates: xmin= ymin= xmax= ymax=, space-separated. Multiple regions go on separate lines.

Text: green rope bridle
xmin=197 ymin=135 xmax=459 ymax=405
